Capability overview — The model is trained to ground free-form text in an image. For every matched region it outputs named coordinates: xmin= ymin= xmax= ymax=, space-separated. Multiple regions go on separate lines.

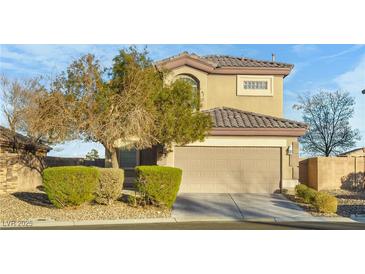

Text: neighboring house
xmin=0 ymin=126 xmax=51 ymax=194
xmin=112 ymin=52 xmax=307 ymax=193
xmin=338 ymin=147 xmax=365 ymax=157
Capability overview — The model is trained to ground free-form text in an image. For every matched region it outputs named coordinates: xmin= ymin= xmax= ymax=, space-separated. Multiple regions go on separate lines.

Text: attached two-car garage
xmin=157 ymin=107 xmax=306 ymax=194
xmin=174 ymin=146 xmax=281 ymax=193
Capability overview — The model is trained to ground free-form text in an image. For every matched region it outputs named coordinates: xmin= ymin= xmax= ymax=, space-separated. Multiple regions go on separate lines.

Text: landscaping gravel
xmin=324 ymin=189 xmax=365 ymax=217
xmin=0 ymin=190 xmax=171 ymax=222
xmin=285 ymin=189 xmax=365 ymax=217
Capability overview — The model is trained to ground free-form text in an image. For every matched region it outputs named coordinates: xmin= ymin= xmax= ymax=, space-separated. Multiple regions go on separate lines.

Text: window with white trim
xmin=237 ymin=75 xmax=274 ymax=96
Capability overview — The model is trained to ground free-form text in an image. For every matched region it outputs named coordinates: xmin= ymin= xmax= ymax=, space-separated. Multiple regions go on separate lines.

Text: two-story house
xmin=115 ymin=52 xmax=307 ymax=194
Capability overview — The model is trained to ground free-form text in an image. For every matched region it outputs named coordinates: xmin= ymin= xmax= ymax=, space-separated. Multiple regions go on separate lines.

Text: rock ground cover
xmin=0 ymin=189 xmax=170 ymax=222
xmin=324 ymin=189 xmax=365 ymax=217
xmin=284 ymin=188 xmax=365 ymax=217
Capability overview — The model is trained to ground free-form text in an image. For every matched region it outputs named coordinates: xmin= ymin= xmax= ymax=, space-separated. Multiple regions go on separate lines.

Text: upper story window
xmin=177 ymin=75 xmax=199 ymax=92
xmin=237 ymin=75 xmax=274 ymax=96
xmin=176 ymin=74 xmax=201 ymax=109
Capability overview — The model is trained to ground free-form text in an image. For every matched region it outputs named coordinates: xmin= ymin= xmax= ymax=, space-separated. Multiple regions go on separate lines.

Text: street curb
xmin=1 ymin=215 xmax=358 ymax=228
xmin=32 ymin=218 xmax=176 ymax=227
xmin=173 ymin=216 xmax=242 ymax=223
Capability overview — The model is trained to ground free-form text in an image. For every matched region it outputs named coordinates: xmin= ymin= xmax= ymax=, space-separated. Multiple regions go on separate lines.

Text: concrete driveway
xmin=172 ymin=193 xmax=316 ymax=222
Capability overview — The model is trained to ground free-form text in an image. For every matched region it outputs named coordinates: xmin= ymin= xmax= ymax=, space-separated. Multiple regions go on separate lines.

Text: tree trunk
xmin=110 ymin=148 xmax=119 ymax=168
xmin=105 ymin=146 xmax=120 ymax=168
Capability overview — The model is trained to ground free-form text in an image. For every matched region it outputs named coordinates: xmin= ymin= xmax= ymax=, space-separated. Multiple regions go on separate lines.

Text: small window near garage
xmin=237 ymin=75 xmax=273 ymax=96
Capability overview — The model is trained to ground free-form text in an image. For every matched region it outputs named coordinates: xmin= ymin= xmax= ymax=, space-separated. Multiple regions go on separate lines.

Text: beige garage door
xmin=174 ymin=147 xmax=281 ymax=193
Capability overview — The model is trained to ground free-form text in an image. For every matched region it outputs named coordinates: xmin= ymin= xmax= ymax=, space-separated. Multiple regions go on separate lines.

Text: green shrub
xmin=312 ymin=192 xmax=338 ymax=214
xmin=302 ymin=188 xmax=317 ymax=204
xmin=95 ymin=168 xmax=124 ymax=205
xmin=295 ymin=184 xmax=317 ymax=203
xmin=43 ymin=166 xmax=98 ymax=208
xmin=135 ymin=165 xmax=182 ymax=208
xmin=295 ymin=184 xmax=308 ymax=197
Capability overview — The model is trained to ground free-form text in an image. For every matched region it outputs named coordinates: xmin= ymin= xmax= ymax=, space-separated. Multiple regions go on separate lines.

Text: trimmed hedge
xmin=312 ymin=192 xmax=338 ymax=214
xmin=43 ymin=166 xmax=98 ymax=208
xmin=135 ymin=165 xmax=182 ymax=208
xmin=295 ymin=184 xmax=316 ymax=204
xmin=95 ymin=168 xmax=124 ymax=205
xmin=295 ymin=184 xmax=338 ymax=214
xmin=295 ymin=184 xmax=308 ymax=197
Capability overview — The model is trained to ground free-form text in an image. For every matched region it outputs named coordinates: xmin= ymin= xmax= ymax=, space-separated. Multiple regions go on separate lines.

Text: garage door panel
xmin=244 ymin=183 xmax=271 ymax=193
xmin=174 ymin=146 xmax=281 ymax=193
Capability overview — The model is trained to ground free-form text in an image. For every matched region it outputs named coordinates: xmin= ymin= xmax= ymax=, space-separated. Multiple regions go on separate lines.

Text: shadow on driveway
xmin=173 ymin=193 xmax=313 ymax=220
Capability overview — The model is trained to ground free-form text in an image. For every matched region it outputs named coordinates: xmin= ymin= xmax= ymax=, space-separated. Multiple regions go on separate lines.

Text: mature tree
xmin=85 ymin=149 xmax=100 ymax=160
xmin=0 ymin=76 xmax=70 ymax=173
xmin=293 ymin=90 xmax=361 ymax=156
xmin=0 ymin=75 xmax=72 ymax=145
xmin=0 ymin=76 xmax=37 ymax=132
xmin=153 ymin=79 xmax=212 ymax=152
xmin=51 ymin=48 xmax=161 ymax=168
xmin=15 ymin=47 xmax=212 ymax=168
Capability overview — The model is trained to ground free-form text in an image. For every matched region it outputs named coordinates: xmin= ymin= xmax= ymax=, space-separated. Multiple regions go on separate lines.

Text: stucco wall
xmin=0 ymin=147 xmax=45 ymax=194
xmin=299 ymin=157 xmax=365 ymax=191
xmin=206 ymin=74 xmax=284 ymax=117
xmin=157 ymin=136 xmax=300 ymax=190
xmin=341 ymin=148 xmax=365 ymax=157
xmin=166 ymin=65 xmax=284 ymax=117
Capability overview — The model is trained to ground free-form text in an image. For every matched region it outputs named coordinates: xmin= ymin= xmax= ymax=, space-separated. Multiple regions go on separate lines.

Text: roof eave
xmin=209 ymin=127 xmax=307 ymax=137
xmin=212 ymin=66 xmax=292 ymax=76
xmin=156 ymin=54 xmax=293 ymax=76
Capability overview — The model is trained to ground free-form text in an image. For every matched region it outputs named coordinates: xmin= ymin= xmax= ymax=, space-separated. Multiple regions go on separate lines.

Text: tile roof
xmin=0 ymin=126 xmax=51 ymax=151
xmin=203 ymin=55 xmax=293 ymax=69
xmin=204 ymin=107 xmax=307 ymax=129
xmin=156 ymin=52 xmax=293 ymax=69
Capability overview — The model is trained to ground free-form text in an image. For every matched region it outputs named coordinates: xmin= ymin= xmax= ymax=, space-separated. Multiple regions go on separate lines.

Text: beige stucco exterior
xmin=157 ymin=136 xmax=300 ymax=192
xmin=300 ymin=157 xmax=365 ymax=191
xmin=109 ymin=53 xmax=303 ymax=193
xmin=0 ymin=146 xmax=46 ymax=194
xmin=165 ymin=65 xmax=284 ymax=117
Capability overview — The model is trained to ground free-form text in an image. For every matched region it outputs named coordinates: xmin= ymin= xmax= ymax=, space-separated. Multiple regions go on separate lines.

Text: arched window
xmin=178 ymin=75 xmax=199 ymax=91
xmin=176 ymin=74 xmax=200 ymax=109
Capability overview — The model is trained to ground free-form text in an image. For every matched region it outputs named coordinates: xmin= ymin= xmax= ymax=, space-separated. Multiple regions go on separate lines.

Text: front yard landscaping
xmin=324 ymin=189 xmax=365 ymax=217
xmin=285 ymin=184 xmax=365 ymax=217
xmin=0 ymin=165 xmax=182 ymax=223
xmin=0 ymin=189 xmax=170 ymax=222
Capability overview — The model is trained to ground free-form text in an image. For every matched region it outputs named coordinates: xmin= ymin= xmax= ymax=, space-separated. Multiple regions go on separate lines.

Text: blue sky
xmin=1 ymin=44 xmax=364 ymax=157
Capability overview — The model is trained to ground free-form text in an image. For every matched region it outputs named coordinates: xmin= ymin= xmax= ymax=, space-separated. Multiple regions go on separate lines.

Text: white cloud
xmin=0 ymin=45 xmax=125 ymax=78
xmin=318 ymin=45 xmax=364 ymax=61
xmin=335 ymin=54 xmax=365 ymax=93
xmin=334 ymin=54 xmax=365 ymax=146
xmin=292 ymin=44 xmax=319 ymax=55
